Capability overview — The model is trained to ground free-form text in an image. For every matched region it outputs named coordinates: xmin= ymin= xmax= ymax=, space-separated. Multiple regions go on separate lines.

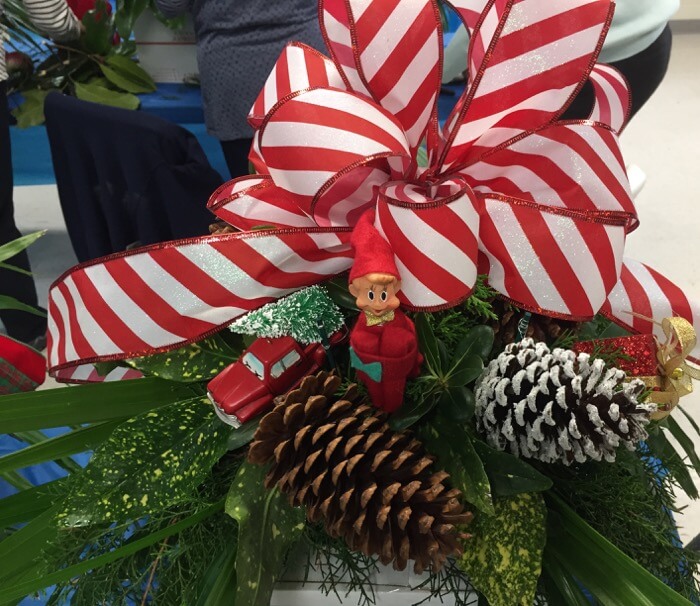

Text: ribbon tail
xmin=48 ymin=229 xmax=353 ymax=381
xmin=602 ymin=259 xmax=700 ymax=365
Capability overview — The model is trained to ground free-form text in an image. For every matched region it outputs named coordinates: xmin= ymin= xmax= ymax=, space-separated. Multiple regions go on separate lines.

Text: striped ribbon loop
xmin=321 ymin=0 xmax=443 ymax=153
xmin=440 ymin=0 xmax=614 ymax=172
xmin=374 ymin=178 xmax=480 ymax=310
xmin=248 ymin=42 xmax=346 ymax=129
xmin=588 ymin=63 xmax=632 ymax=134
xmin=207 ymin=176 xmax=317 ymax=231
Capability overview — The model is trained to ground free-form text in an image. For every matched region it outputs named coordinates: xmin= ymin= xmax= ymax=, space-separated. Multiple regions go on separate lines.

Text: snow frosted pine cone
xmin=475 ymin=339 xmax=656 ymax=465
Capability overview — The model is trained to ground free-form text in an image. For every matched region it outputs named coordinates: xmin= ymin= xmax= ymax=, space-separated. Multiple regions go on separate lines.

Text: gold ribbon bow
xmin=641 ymin=317 xmax=700 ymax=420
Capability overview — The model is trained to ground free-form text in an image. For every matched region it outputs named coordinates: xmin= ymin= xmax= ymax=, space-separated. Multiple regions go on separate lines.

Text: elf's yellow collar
xmin=364 ymin=309 xmax=395 ymax=326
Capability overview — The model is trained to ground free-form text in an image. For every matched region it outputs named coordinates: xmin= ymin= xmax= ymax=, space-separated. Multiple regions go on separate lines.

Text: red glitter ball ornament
xmin=575 ymin=333 xmax=659 ymax=377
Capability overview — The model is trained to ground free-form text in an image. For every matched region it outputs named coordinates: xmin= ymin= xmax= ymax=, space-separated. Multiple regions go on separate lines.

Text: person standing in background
xmin=442 ymin=0 xmax=679 ymax=121
xmin=0 ymin=0 xmax=81 ymax=350
xmin=155 ymin=0 xmax=325 ymax=179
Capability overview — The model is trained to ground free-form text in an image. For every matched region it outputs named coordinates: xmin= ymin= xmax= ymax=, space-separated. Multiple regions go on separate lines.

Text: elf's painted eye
xmin=367 ymin=290 xmax=375 ymax=301
xmin=380 ymin=291 xmax=388 ymax=302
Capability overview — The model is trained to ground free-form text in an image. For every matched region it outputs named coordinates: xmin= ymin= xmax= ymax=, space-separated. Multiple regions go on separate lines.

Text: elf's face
xmin=349 ymin=273 xmax=401 ymax=317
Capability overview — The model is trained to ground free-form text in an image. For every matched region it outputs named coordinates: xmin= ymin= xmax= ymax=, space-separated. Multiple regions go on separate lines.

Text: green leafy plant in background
xmin=1 ymin=0 xmax=186 ymax=126
xmin=0 ymin=231 xmax=47 ymax=316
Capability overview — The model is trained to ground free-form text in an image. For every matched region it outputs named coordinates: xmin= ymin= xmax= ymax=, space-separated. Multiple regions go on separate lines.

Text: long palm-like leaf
xmin=546 ymin=494 xmax=693 ymax=606
xmin=0 ymin=378 xmax=198 ymax=432
xmin=0 ymin=231 xmax=44 ymax=263
xmin=0 ymin=478 xmax=66 ymax=528
xmin=0 ymin=499 xmax=224 ymax=603
xmin=1 ymin=422 xmax=122 ymax=474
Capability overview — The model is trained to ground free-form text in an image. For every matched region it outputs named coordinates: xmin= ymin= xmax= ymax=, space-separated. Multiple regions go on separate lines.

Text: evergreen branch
xmin=302 ymin=524 xmax=378 ymax=606
xmin=139 ymin=524 xmax=175 ymax=606
xmin=411 ymin=558 xmax=478 ymax=606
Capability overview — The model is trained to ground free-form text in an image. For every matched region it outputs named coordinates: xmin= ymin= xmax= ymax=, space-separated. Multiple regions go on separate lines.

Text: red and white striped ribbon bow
xmin=47 ymin=0 xmax=699 ymax=379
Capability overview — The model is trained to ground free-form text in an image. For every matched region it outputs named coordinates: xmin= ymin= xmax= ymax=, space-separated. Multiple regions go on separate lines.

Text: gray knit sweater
xmin=1 ymin=0 xmax=81 ymax=81
xmin=155 ymin=0 xmax=325 ymax=141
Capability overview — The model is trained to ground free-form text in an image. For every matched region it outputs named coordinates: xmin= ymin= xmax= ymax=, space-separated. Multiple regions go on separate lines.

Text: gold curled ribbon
xmin=639 ymin=317 xmax=700 ymax=420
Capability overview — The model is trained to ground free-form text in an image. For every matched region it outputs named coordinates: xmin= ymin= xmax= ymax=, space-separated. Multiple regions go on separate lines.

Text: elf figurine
xmin=348 ymin=210 xmax=422 ymax=413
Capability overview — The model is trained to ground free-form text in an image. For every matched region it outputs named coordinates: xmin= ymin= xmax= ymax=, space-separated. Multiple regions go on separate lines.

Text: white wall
xmin=677 ymin=0 xmax=700 ymax=20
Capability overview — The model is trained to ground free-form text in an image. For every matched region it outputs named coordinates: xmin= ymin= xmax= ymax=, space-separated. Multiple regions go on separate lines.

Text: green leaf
xmin=0 ymin=231 xmax=44 ymax=263
xmin=0 ymin=261 xmax=32 ymax=276
xmin=0 ymin=503 xmax=61 ymax=584
xmin=388 ymin=390 xmax=438 ymax=431
xmin=10 ymin=429 xmax=83 ymax=474
xmin=645 ymin=428 xmax=698 ymax=498
xmin=437 ymin=339 xmax=450 ymax=368
xmin=0 ymin=478 xmax=67 ymax=529
xmin=11 ymin=89 xmax=50 ymax=128
xmin=0 ymin=469 xmax=34 ymax=491
xmin=0 ymin=378 xmax=196 ymax=432
xmin=227 ymin=418 xmax=260 ymax=452
xmin=419 ymin=415 xmax=494 ymax=514
xmin=473 ymin=440 xmax=552 ymax=497
xmin=437 ymin=385 xmax=475 ymax=422
xmin=100 ymin=55 xmax=156 ymax=93
xmin=57 ymin=397 xmax=230 ymax=525
xmin=74 ymin=79 xmax=140 ymax=109
xmin=127 ymin=333 xmax=243 ymax=382
xmin=0 ymin=294 xmax=46 ymax=315
xmin=81 ymin=0 xmax=114 ymax=55
xmin=541 ymin=550 xmax=592 ymax=606
xmin=324 ymin=276 xmax=357 ymax=310
xmin=194 ymin=538 xmax=238 ymax=606
xmin=446 ymin=353 xmax=482 ymax=387
xmin=0 ymin=500 xmax=224 ymax=603
xmin=453 ymin=325 xmax=495 ymax=362
xmin=0 ymin=422 xmax=121 ymax=474
xmin=678 ymin=405 xmax=700 ymax=441
xmin=114 ymin=0 xmax=149 ymax=38
xmin=415 ymin=313 xmax=441 ymax=374
xmin=665 ymin=416 xmax=700 ymax=472
xmin=546 ymin=494 xmax=694 ymax=606
xmin=578 ymin=315 xmax=631 ymax=341
xmin=460 ymin=492 xmax=546 ymax=606
xmin=226 ymin=461 xmax=306 ymax=606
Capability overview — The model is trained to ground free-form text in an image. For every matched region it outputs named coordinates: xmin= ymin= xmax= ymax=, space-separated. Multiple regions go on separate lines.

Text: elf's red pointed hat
xmin=349 ymin=210 xmax=399 ymax=283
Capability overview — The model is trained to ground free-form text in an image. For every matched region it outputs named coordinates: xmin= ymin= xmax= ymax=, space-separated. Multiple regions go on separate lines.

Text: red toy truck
xmin=207 ymin=335 xmax=329 ymax=428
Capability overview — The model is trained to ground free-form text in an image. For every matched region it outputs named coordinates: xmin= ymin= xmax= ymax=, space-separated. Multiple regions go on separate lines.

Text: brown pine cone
xmin=248 ymin=371 xmax=473 ymax=573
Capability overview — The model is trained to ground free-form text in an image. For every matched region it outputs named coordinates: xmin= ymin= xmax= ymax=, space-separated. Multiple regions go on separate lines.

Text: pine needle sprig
xmin=586 ymin=341 xmax=635 ymax=369
xmin=302 ymin=523 xmax=379 ymax=606
xmin=463 ymin=275 xmax=500 ymax=323
xmin=45 ymin=454 xmax=244 ymax=605
xmin=411 ymin=558 xmax=478 ymax=606
xmin=550 ymin=329 xmax=577 ymax=350
xmin=423 ymin=276 xmax=498 ymax=351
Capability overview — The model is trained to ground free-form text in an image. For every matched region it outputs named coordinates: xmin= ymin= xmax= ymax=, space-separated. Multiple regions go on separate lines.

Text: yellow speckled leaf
xmin=460 ymin=492 xmax=546 ymax=606
xmin=57 ymin=397 xmax=231 ymax=526
xmin=126 ymin=333 xmax=243 ymax=382
xmin=225 ymin=461 xmax=305 ymax=606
